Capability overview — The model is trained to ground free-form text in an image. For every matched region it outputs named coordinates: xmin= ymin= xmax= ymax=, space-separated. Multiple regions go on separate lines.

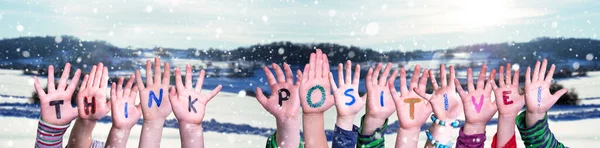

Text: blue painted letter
xmin=379 ymin=91 xmax=384 ymax=107
xmin=344 ymin=88 xmax=356 ymax=106
xmin=148 ymin=89 xmax=164 ymax=107
xmin=124 ymin=102 xmax=129 ymax=118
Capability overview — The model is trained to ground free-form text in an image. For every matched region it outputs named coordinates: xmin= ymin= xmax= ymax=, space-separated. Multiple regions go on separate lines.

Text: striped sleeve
xmin=356 ymin=116 xmax=388 ymax=148
xmin=36 ymin=120 xmax=70 ymax=148
xmin=516 ymin=111 xmax=566 ymax=148
xmin=265 ymin=131 xmax=304 ymax=148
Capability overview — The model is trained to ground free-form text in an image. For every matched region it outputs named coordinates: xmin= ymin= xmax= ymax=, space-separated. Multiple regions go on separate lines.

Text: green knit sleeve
xmin=265 ymin=131 xmax=304 ymax=148
xmin=516 ymin=111 xmax=566 ymax=148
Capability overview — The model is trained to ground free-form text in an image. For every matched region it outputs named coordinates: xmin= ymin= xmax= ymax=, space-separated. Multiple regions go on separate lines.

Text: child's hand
xmin=170 ymin=65 xmax=222 ymax=124
xmin=256 ymin=63 xmax=300 ymax=120
xmin=524 ymin=59 xmax=567 ymax=126
xmin=34 ymin=63 xmax=81 ymax=125
xmin=136 ymin=57 xmax=173 ymax=121
xmin=389 ymin=65 xmax=432 ymax=130
xmin=77 ymin=63 xmax=111 ymax=121
xmin=110 ymin=75 xmax=142 ymax=129
xmin=415 ymin=65 xmax=462 ymax=121
xmin=329 ymin=60 xmax=365 ymax=129
xmin=365 ymin=62 xmax=396 ymax=120
xmin=455 ymin=65 xmax=497 ymax=134
xmin=299 ymin=49 xmax=334 ymax=115
xmin=492 ymin=63 xmax=525 ymax=117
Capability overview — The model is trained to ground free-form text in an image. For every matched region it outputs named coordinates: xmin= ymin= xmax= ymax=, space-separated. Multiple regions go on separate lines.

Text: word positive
xmin=189 ymin=96 xmax=198 ymax=113
xmin=306 ymin=85 xmax=326 ymax=108
xmin=471 ymin=95 xmax=484 ymax=113
xmin=443 ymin=94 xmax=449 ymax=111
xmin=404 ymin=98 xmax=421 ymax=119
xmin=148 ymin=89 xmax=164 ymax=107
xmin=278 ymin=89 xmax=290 ymax=106
xmin=344 ymin=88 xmax=356 ymax=106
xmin=124 ymin=102 xmax=129 ymax=118
xmin=379 ymin=91 xmax=384 ymax=107
xmin=49 ymin=100 xmax=64 ymax=119
xmin=537 ymin=87 xmax=542 ymax=107
xmin=83 ymin=97 xmax=96 ymax=115
xmin=502 ymin=91 xmax=513 ymax=105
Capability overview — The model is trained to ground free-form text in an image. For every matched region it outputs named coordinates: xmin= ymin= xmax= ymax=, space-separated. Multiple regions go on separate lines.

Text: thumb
xmin=551 ymin=88 xmax=568 ymax=103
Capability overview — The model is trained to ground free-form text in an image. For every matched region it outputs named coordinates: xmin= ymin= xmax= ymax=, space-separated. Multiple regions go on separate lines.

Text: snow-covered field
xmin=1 ymin=69 xmax=599 ymax=147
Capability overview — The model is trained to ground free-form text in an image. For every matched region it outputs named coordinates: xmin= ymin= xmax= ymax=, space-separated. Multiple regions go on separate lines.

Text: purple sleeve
xmin=455 ymin=126 xmax=486 ymax=148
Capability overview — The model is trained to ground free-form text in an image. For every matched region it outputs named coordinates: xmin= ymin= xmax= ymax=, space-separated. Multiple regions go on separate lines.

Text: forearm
xmin=178 ymin=122 xmax=204 ymax=148
xmin=525 ymin=111 xmax=545 ymax=128
xmin=302 ymin=113 xmax=328 ymax=147
xmin=105 ymin=126 xmax=132 ymax=148
xmin=67 ymin=118 xmax=97 ymax=148
xmin=276 ymin=117 xmax=301 ymax=148
xmin=335 ymin=115 xmax=355 ymax=131
xmin=396 ymin=127 xmax=420 ymax=147
xmin=495 ymin=115 xmax=517 ymax=147
xmin=139 ymin=120 xmax=165 ymax=148
xmin=424 ymin=124 xmax=452 ymax=148
xmin=516 ymin=111 xmax=565 ymax=148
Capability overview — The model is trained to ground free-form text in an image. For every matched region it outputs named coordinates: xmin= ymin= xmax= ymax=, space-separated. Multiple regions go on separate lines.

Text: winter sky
xmin=0 ymin=0 xmax=599 ymax=51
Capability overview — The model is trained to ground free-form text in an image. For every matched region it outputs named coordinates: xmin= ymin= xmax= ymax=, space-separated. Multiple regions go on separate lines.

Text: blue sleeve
xmin=332 ymin=124 xmax=359 ymax=148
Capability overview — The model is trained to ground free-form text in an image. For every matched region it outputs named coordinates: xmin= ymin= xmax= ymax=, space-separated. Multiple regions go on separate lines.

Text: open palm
xmin=415 ymin=65 xmax=462 ymax=121
xmin=77 ymin=63 xmax=111 ymax=121
xmin=170 ymin=65 xmax=222 ymax=124
xmin=34 ymin=63 xmax=81 ymax=125
xmin=256 ymin=63 xmax=300 ymax=120
xmin=364 ymin=62 xmax=397 ymax=119
xmin=455 ymin=65 xmax=497 ymax=125
xmin=492 ymin=63 xmax=525 ymax=116
xmin=299 ymin=49 xmax=334 ymax=114
xmin=524 ymin=59 xmax=567 ymax=114
xmin=389 ymin=65 xmax=432 ymax=129
xmin=330 ymin=60 xmax=365 ymax=118
xmin=136 ymin=57 xmax=173 ymax=121
xmin=110 ymin=75 xmax=142 ymax=129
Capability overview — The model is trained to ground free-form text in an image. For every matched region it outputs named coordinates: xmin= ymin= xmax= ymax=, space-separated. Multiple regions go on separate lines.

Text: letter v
xmin=471 ymin=95 xmax=484 ymax=113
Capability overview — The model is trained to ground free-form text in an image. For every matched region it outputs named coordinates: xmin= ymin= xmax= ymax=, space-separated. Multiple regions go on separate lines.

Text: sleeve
xmin=36 ymin=120 xmax=70 ymax=148
xmin=455 ymin=126 xmax=486 ymax=148
xmin=491 ymin=133 xmax=517 ymax=148
xmin=516 ymin=111 xmax=566 ymax=148
xmin=265 ymin=131 xmax=304 ymax=148
xmin=356 ymin=115 xmax=388 ymax=148
xmin=332 ymin=124 xmax=359 ymax=148
xmin=90 ymin=140 xmax=106 ymax=148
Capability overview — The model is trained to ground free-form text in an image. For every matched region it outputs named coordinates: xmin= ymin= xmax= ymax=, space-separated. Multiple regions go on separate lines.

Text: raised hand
xmin=136 ymin=57 xmax=172 ymax=121
xmin=77 ymin=63 xmax=111 ymax=121
xmin=389 ymin=65 xmax=432 ymax=130
xmin=524 ymin=59 xmax=567 ymax=127
xmin=329 ymin=60 xmax=365 ymax=130
xmin=256 ymin=63 xmax=300 ymax=121
xmin=455 ymin=64 xmax=497 ymax=135
xmin=170 ymin=64 xmax=222 ymax=124
xmin=415 ymin=64 xmax=462 ymax=121
xmin=299 ymin=49 xmax=334 ymax=114
xmin=361 ymin=62 xmax=397 ymax=135
xmin=492 ymin=63 xmax=525 ymax=117
xmin=34 ymin=63 xmax=81 ymax=125
xmin=110 ymin=75 xmax=142 ymax=129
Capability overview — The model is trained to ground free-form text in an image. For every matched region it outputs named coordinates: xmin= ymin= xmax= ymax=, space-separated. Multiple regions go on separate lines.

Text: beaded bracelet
xmin=425 ymin=130 xmax=453 ymax=148
xmin=430 ymin=114 xmax=460 ymax=128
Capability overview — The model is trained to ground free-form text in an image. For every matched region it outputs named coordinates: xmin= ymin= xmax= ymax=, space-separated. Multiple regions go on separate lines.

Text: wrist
xmin=275 ymin=117 xmax=300 ymax=131
xmin=525 ymin=111 xmax=546 ymax=127
xmin=360 ymin=115 xmax=386 ymax=135
xmin=178 ymin=122 xmax=203 ymax=132
xmin=463 ymin=122 xmax=487 ymax=135
xmin=428 ymin=124 xmax=453 ymax=143
xmin=336 ymin=115 xmax=356 ymax=131
xmin=77 ymin=118 xmax=98 ymax=126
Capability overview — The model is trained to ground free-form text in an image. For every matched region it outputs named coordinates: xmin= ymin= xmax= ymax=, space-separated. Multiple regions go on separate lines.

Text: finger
xmin=532 ymin=61 xmax=540 ymax=81
xmin=296 ymin=69 xmax=303 ymax=85
xmin=477 ymin=64 xmax=487 ymax=90
xmin=80 ymin=74 xmax=89 ymax=90
xmin=365 ymin=68 xmax=373 ymax=86
xmin=57 ymin=63 xmax=71 ymax=91
xmin=490 ymin=80 xmax=499 ymax=90
xmin=345 ymin=60 xmax=352 ymax=85
xmin=440 ymin=64 xmax=447 ymax=86
xmin=400 ymin=68 xmax=409 ymax=95
xmin=388 ymin=81 xmax=400 ymax=101
xmin=162 ymin=62 xmax=171 ymax=85
xmin=33 ymin=76 xmax=46 ymax=98
xmin=372 ymin=63 xmax=382 ymax=85
xmin=205 ymin=85 xmax=222 ymax=102
xmin=485 ymin=69 xmax=496 ymax=92
xmin=129 ymin=86 xmax=139 ymax=101
xmin=309 ymin=53 xmax=316 ymax=79
xmin=175 ymin=68 xmax=184 ymax=90
xmin=337 ymin=63 xmax=344 ymax=86
xmin=255 ymin=87 xmax=268 ymax=107
xmin=93 ymin=63 xmax=103 ymax=87
xmin=111 ymin=82 xmax=117 ymax=100
xmin=467 ymin=68 xmax=475 ymax=92
xmin=302 ymin=64 xmax=309 ymax=83
xmin=284 ymin=63 xmax=294 ymax=83
xmin=264 ymin=66 xmax=277 ymax=85
xmin=322 ymin=54 xmax=330 ymax=78
xmin=379 ymin=62 xmax=392 ymax=86
xmin=66 ymin=69 xmax=81 ymax=93
xmin=499 ymin=66 xmax=505 ymax=87
xmin=196 ymin=70 xmax=206 ymax=91
xmin=505 ymin=63 xmax=512 ymax=85
xmin=100 ymin=66 xmax=109 ymax=88
xmin=551 ymin=88 xmax=568 ymax=103
xmin=513 ymin=69 xmax=520 ymax=86
xmin=315 ymin=49 xmax=323 ymax=79
xmin=525 ymin=67 xmax=531 ymax=85
xmin=124 ymin=74 xmax=135 ymax=97
xmin=429 ymin=70 xmax=439 ymax=90
xmin=185 ymin=65 xmax=192 ymax=88
xmin=539 ymin=59 xmax=548 ymax=81
xmin=454 ymin=78 xmax=467 ymax=99
xmin=414 ymin=87 xmax=430 ymax=100
xmin=117 ymin=77 xmax=124 ymax=96
xmin=47 ymin=65 xmax=56 ymax=91
xmin=545 ymin=64 xmax=556 ymax=84
xmin=272 ymin=63 xmax=286 ymax=83
xmin=418 ymin=69 xmax=430 ymax=92
xmin=135 ymin=70 xmax=146 ymax=89
xmin=329 ymin=72 xmax=338 ymax=91
xmin=153 ymin=58 xmax=162 ymax=84
xmin=449 ymin=65 xmax=456 ymax=88
xmin=145 ymin=60 xmax=153 ymax=85
xmin=169 ymin=86 xmax=178 ymax=101
xmin=409 ymin=65 xmax=421 ymax=89
xmin=388 ymin=69 xmax=398 ymax=87
xmin=352 ymin=64 xmax=361 ymax=85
